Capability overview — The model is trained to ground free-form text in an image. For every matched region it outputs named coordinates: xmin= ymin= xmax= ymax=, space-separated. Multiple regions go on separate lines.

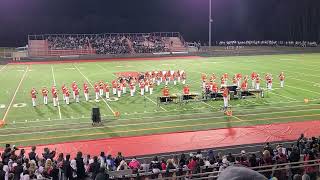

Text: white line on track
xmin=2 ymin=66 xmax=28 ymax=122
xmin=73 ymin=64 xmax=115 ymax=114
xmin=0 ymin=64 xmax=8 ymax=72
xmin=51 ymin=65 xmax=62 ymax=120
xmin=1 ymin=108 xmax=320 ymax=137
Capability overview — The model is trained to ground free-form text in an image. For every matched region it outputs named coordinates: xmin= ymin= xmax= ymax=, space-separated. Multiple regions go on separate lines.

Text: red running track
xmin=5 ymin=120 xmax=320 ymax=158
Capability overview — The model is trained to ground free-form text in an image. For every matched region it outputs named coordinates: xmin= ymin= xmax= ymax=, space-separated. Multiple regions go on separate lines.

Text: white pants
xmin=95 ymin=92 xmax=99 ymax=100
xmin=84 ymin=93 xmax=89 ymax=101
xmin=43 ymin=96 xmax=48 ymax=105
xmin=178 ymin=77 xmax=181 ymax=83
xmin=145 ymin=85 xmax=149 ymax=92
xmin=237 ymin=81 xmax=241 ymax=87
xmin=72 ymin=91 xmax=75 ymax=99
xmin=140 ymin=88 xmax=144 ymax=96
xmin=157 ymin=80 xmax=160 ymax=86
xmin=122 ymin=87 xmax=126 ymax=94
xmin=99 ymin=89 xmax=104 ymax=96
xmin=32 ymin=98 xmax=36 ymax=107
xmin=112 ymin=88 xmax=117 ymax=95
xmin=252 ymin=81 xmax=255 ymax=88
xmin=75 ymin=95 xmax=79 ymax=103
xmin=165 ymin=80 xmax=168 ymax=85
xmin=105 ymin=92 xmax=110 ymax=99
xmin=256 ymin=83 xmax=260 ymax=90
xmin=53 ymin=98 xmax=58 ymax=107
xmin=152 ymin=78 xmax=155 ymax=83
xmin=130 ymin=89 xmax=134 ymax=96
xmin=65 ymin=97 xmax=70 ymax=104
xmin=117 ymin=90 xmax=121 ymax=98
xmin=174 ymin=80 xmax=176 ymax=85
xmin=268 ymin=83 xmax=272 ymax=90
xmin=149 ymin=88 xmax=153 ymax=95
xmin=62 ymin=94 xmax=66 ymax=101
xmin=280 ymin=81 xmax=284 ymax=88
xmin=182 ymin=80 xmax=186 ymax=85
xmin=133 ymin=86 xmax=136 ymax=92
xmin=223 ymin=97 xmax=228 ymax=108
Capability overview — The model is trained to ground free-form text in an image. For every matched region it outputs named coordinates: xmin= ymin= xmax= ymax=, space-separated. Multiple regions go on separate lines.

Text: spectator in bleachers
xmin=128 ymin=157 xmax=140 ymax=173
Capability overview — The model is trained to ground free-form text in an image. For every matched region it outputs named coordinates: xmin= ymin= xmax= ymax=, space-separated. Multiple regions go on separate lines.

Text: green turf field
xmin=1 ymin=53 xmax=320 ymax=146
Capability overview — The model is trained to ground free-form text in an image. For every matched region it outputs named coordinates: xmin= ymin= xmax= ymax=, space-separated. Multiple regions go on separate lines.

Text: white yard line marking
xmin=0 ymin=64 xmax=8 ymax=72
xmin=1 ymin=108 xmax=320 ymax=137
xmin=96 ymin=64 xmax=117 ymax=78
xmin=289 ymin=77 xmax=318 ymax=84
xmin=266 ymin=90 xmax=297 ymax=101
xmin=145 ymin=95 xmax=167 ymax=111
xmin=201 ymin=101 xmax=215 ymax=109
xmin=232 ymin=115 xmax=244 ymax=121
xmin=73 ymin=64 xmax=115 ymax=114
xmin=2 ymin=66 xmax=28 ymax=122
xmin=51 ymin=65 xmax=62 ymax=120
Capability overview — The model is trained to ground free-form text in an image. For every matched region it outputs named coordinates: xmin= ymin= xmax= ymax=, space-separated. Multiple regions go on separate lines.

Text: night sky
xmin=0 ymin=0 xmax=320 ymax=46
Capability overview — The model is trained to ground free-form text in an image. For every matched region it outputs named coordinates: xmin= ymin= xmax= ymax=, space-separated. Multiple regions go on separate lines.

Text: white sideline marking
xmin=0 ymin=65 xmax=8 ymax=72
xmin=145 ymin=96 xmax=167 ymax=111
xmin=1 ymin=108 xmax=320 ymax=137
xmin=2 ymin=66 xmax=28 ymax=121
xmin=3 ymin=101 xmax=320 ymax=127
xmin=73 ymin=64 xmax=115 ymax=114
xmin=51 ymin=65 xmax=62 ymax=120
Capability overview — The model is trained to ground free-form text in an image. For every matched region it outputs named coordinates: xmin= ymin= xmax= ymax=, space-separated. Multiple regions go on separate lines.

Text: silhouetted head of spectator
xmin=66 ymin=154 xmax=71 ymax=161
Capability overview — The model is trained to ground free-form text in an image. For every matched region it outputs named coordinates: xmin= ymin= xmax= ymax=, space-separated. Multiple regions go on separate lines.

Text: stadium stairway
xmin=165 ymin=37 xmax=188 ymax=52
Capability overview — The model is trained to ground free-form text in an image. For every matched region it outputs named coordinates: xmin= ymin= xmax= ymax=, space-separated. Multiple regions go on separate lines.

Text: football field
xmin=1 ymin=53 xmax=320 ymax=146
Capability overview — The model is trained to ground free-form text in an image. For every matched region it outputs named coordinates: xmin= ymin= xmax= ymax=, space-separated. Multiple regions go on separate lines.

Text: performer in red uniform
xmin=279 ymin=72 xmax=285 ymax=88
xmin=220 ymin=76 xmax=226 ymax=88
xmin=104 ymin=83 xmax=110 ymax=99
xmin=251 ymin=72 xmax=257 ymax=88
xmin=201 ymin=73 xmax=207 ymax=89
xmin=139 ymin=80 xmax=145 ymax=96
xmin=181 ymin=71 xmax=186 ymax=85
xmin=71 ymin=81 xmax=77 ymax=100
xmin=61 ymin=84 xmax=67 ymax=101
xmin=130 ymin=82 xmax=135 ymax=97
xmin=223 ymin=73 xmax=228 ymax=85
xmin=162 ymin=86 xmax=170 ymax=96
xmin=267 ymin=75 xmax=273 ymax=90
xmin=232 ymin=74 xmax=237 ymax=86
xmin=183 ymin=85 xmax=190 ymax=95
xmin=52 ymin=86 xmax=58 ymax=107
xmin=117 ymin=83 xmax=122 ymax=98
xmin=122 ymin=81 xmax=127 ymax=94
xmin=99 ymin=81 xmax=104 ymax=96
xmin=94 ymin=83 xmax=100 ymax=100
xmin=149 ymin=81 xmax=154 ymax=95
xmin=42 ymin=87 xmax=49 ymax=105
xmin=74 ymin=87 xmax=80 ymax=103
xmin=241 ymin=80 xmax=248 ymax=91
xmin=112 ymin=80 xmax=117 ymax=95
xmin=210 ymin=73 xmax=216 ymax=82
xmin=222 ymin=87 xmax=229 ymax=110
xmin=83 ymin=82 xmax=89 ymax=101
xmin=255 ymin=74 xmax=261 ymax=90
xmin=30 ymin=88 xmax=37 ymax=107
xmin=236 ymin=73 xmax=242 ymax=87
xmin=65 ymin=88 xmax=70 ymax=105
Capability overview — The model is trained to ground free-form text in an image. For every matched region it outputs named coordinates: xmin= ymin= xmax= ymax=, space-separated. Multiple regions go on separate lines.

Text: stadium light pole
xmin=209 ymin=0 xmax=213 ymax=47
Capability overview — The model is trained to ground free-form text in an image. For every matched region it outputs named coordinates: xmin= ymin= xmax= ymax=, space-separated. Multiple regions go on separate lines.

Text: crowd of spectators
xmin=217 ymin=40 xmax=318 ymax=47
xmin=46 ymin=34 xmax=168 ymax=55
xmin=1 ymin=134 xmax=320 ymax=180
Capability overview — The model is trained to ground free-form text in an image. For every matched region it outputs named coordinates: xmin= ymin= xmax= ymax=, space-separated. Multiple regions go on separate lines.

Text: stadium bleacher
xmin=1 ymin=134 xmax=320 ymax=180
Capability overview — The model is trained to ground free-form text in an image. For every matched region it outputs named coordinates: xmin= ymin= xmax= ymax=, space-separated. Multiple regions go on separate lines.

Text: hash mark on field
xmin=73 ymin=64 xmax=115 ymax=114
xmin=51 ymin=65 xmax=62 ymax=120
xmin=2 ymin=66 xmax=29 ymax=122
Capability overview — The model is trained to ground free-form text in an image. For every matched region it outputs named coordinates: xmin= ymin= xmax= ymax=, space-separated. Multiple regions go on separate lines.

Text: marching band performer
xmin=251 ymin=72 xmax=257 ymax=88
xmin=139 ymin=80 xmax=145 ymax=96
xmin=65 ymin=88 xmax=70 ymax=105
xmin=222 ymin=87 xmax=229 ymax=110
xmin=183 ymin=85 xmax=190 ymax=95
xmin=145 ymin=79 xmax=149 ymax=93
xmin=30 ymin=88 xmax=37 ymax=107
xmin=61 ymin=84 xmax=67 ymax=101
xmin=74 ymin=87 xmax=80 ymax=103
xmin=236 ymin=73 xmax=242 ymax=87
xmin=223 ymin=73 xmax=228 ymax=85
xmin=117 ymin=83 xmax=122 ymax=98
xmin=52 ymin=86 xmax=58 ymax=107
xmin=162 ymin=86 xmax=170 ymax=96
xmin=99 ymin=81 xmax=104 ymax=96
xmin=130 ymin=82 xmax=135 ymax=97
xmin=71 ymin=81 xmax=77 ymax=100
xmin=149 ymin=81 xmax=154 ymax=95
xmin=181 ymin=71 xmax=186 ymax=85
xmin=279 ymin=72 xmax=285 ymax=88
xmin=94 ymin=83 xmax=100 ymax=100
xmin=255 ymin=74 xmax=260 ymax=90
xmin=83 ymin=82 xmax=89 ymax=101
xmin=104 ymin=83 xmax=110 ymax=99
xmin=267 ymin=74 xmax=273 ymax=90
xmin=122 ymin=80 xmax=127 ymax=94
xmin=42 ymin=87 xmax=49 ymax=105
xmin=112 ymin=80 xmax=117 ymax=95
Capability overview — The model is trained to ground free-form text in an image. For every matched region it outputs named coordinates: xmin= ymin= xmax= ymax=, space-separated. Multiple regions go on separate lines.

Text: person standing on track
xmin=42 ymin=87 xmax=49 ymax=105
xmin=30 ymin=88 xmax=37 ymax=107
